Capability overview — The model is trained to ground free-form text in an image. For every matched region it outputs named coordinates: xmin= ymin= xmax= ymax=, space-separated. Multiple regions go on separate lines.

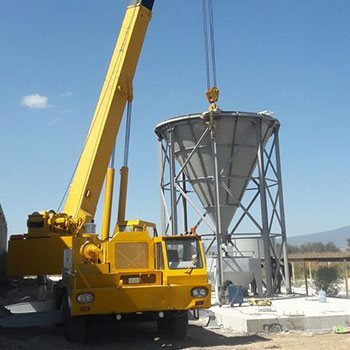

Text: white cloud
xmin=60 ymin=91 xmax=73 ymax=97
xmin=21 ymin=94 xmax=49 ymax=109
xmin=48 ymin=117 xmax=60 ymax=127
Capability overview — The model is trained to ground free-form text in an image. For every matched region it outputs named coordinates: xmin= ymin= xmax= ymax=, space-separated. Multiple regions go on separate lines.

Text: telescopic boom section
xmin=64 ymin=1 xmax=154 ymax=224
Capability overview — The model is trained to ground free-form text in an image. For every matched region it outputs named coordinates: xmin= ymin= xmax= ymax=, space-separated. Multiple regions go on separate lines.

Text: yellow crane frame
xmin=7 ymin=0 xmax=211 ymax=343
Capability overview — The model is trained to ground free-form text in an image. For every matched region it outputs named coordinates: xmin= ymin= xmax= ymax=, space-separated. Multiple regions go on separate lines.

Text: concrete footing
xmin=211 ymin=295 xmax=350 ymax=332
xmin=0 ymin=301 xmax=60 ymax=328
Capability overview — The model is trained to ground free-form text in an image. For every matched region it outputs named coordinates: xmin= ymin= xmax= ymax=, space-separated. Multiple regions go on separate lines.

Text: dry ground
xmin=0 ymin=319 xmax=349 ymax=350
xmin=0 ymin=279 xmax=349 ymax=349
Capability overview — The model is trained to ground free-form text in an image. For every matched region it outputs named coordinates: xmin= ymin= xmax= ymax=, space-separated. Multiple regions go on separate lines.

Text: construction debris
xmin=248 ymin=298 xmax=272 ymax=306
xmin=333 ymin=325 xmax=350 ymax=334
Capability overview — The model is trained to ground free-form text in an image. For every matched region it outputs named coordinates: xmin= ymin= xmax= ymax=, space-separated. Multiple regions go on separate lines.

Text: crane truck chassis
xmin=7 ymin=0 xmax=211 ymax=343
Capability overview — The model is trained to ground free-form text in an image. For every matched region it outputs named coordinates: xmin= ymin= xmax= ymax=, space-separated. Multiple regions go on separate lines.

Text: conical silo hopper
xmin=155 ymin=111 xmax=279 ymax=234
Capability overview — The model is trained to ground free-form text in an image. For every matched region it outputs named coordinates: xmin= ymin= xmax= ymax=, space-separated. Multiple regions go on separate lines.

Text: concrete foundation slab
xmin=0 ymin=311 xmax=61 ymax=328
xmin=211 ymin=295 xmax=350 ymax=332
xmin=0 ymin=301 xmax=60 ymax=328
xmin=5 ymin=300 xmax=52 ymax=314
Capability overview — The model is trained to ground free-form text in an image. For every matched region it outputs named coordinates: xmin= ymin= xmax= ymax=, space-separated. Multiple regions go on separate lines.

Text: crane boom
xmin=64 ymin=0 xmax=154 ymax=224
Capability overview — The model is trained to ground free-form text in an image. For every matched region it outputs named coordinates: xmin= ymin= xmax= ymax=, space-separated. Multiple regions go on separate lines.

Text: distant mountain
xmin=287 ymin=226 xmax=350 ymax=249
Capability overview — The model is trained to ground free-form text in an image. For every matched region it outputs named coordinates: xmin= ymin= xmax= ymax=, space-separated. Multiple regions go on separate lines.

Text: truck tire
xmin=169 ymin=311 xmax=188 ymax=339
xmin=157 ymin=315 xmax=170 ymax=333
xmin=52 ymin=283 xmax=63 ymax=311
xmin=158 ymin=311 xmax=188 ymax=339
xmin=61 ymin=293 xmax=86 ymax=343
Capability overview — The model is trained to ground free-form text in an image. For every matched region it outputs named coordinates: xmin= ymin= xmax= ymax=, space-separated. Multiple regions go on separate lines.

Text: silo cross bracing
xmin=155 ymin=110 xmax=290 ymax=298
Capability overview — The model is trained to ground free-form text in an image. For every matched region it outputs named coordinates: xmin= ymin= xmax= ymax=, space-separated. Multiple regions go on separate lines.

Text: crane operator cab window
xmin=165 ymin=239 xmax=203 ymax=269
xmin=118 ymin=225 xmax=143 ymax=232
xmin=118 ymin=224 xmax=157 ymax=238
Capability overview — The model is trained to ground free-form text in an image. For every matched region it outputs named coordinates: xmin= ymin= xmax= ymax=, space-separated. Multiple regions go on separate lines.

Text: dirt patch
xmin=0 ymin=281 xmax=349 ymax=349
xmin=0 ymin=320 xmax=349 ymax=350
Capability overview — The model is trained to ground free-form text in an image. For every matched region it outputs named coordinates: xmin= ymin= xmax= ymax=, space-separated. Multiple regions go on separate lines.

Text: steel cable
xmin=201 ymin=0 xmax=211 ymax=90
xmin=201 ymin=0 xmax=218 ymax=90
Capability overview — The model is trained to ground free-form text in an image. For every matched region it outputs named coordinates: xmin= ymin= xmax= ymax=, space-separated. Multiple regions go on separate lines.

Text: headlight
xmin=76 ymin=293 xmax=94 ymax=303
xmin=191 ymin=287 xmax=208 ymax=298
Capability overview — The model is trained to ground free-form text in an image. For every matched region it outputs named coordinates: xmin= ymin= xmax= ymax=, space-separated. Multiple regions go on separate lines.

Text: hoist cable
xmin=201 ymin=0 xmax=211 ymax=90
xmin=57 ymin=163 xmax=78 ymax=212
xmin=201 ymin=0 xmax=219 ymax=108
xmin=208 ymin=0 xmax=217 ymax=87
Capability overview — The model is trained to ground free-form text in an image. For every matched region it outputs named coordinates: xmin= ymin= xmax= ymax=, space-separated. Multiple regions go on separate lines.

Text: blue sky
xmin=0 ymin=0 xmax=349 ymax=237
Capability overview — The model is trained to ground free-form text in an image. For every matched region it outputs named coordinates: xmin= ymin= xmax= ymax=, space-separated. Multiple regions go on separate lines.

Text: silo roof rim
xmin=154 ymin=110 xmax=279 ymax=133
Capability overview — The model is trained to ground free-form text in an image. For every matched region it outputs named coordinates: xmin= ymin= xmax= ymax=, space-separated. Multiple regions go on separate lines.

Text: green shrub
xmin=314 ymin=265 xmax=341 ymax=296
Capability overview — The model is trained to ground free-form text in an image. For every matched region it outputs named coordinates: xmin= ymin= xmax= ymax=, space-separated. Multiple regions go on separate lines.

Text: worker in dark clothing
xmin=274 ymin=259 xmax=292 ymax=294
xmin=250 ymin=278 xmax=258 ymax=296
xmin=276 ymin=267 xmax=282 ymax=294
xmin=270 ymin=257 xmax=277 ymax=291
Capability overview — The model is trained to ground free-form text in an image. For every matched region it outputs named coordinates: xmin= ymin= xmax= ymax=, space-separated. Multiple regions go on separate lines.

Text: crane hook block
xmin=206 ymin=87 xmax=220 ymax=110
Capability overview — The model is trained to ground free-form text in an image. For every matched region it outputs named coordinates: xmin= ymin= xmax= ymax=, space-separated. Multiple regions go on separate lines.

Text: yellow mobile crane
xmin=7 ymin=0 xmax=211 ymax=342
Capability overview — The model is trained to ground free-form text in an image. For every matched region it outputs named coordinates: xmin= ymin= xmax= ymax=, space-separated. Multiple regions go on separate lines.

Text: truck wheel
xmin=61 ymin=294 xmax=86 ymax=343
xmin=158 ymin=311 xmax=188 ymax=339
xmin=169 ymin=311 xmax=188 ymax=339
xmin=157 ymin=315 xmax=170 ymax=333
xmin=52 ymin=283 xmax=63 ymax=311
